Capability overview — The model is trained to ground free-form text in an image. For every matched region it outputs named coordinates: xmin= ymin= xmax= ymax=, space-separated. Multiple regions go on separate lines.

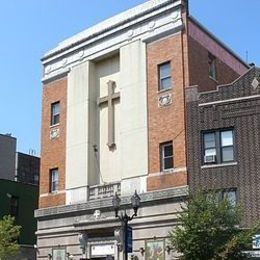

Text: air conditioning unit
xmin=204 ymin=155 xmax=216 ymax=163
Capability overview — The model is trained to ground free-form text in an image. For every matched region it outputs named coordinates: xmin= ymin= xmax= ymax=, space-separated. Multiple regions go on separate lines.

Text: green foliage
xmin=169 ymin=192 xmax=259 ymax=260
xmin=0 ymin=215 xmax=21 ymax=260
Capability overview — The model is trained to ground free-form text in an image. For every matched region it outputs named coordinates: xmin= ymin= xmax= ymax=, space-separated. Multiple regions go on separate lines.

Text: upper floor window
xmin=160 ymin=141 xmax=173 ymax=171
xmin=208 ymin=53 xmax=217 ymax=80
xmin=51 ymin=101 xmax=60 ymax=126
xmin=50 ymin=168 xmax=59 ymax=193
xmin=158 ymin=62 xmax=171 ymax=91
xmin=203 ymin=129 xmax=234 ymax=164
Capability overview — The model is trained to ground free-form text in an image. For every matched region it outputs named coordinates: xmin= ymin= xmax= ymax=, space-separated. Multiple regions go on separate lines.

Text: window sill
xmin=50 ymin=123 xmax=60 ymax=129
xmin=201 ymin=161 xmax=238 ymax=169
xmin=157 ymin=87 xmax=172 ymax=94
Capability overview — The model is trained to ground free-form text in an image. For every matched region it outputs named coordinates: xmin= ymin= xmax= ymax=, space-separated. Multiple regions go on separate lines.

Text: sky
xmin=0 ymin=0 xmax=259 ymax=156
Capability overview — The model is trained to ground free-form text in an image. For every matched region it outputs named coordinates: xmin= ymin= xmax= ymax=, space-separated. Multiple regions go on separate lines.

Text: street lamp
xmin=112 ymin=190 xmax=141 ymax=260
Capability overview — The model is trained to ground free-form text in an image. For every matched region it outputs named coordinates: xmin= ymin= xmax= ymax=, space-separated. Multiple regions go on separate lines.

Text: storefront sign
xmin=253 ymin=235 xmax=260 ymax=249
xmin=91 ymin=244 xmax=115 ymax=256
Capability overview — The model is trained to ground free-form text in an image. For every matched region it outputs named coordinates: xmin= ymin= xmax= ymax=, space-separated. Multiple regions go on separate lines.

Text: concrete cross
xmin=97 ymin=80 xmax=120 ymax=148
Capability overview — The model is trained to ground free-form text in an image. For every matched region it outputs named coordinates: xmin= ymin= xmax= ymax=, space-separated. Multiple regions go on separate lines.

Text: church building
xmin=36 ymin=0 xmax=249 ymax=259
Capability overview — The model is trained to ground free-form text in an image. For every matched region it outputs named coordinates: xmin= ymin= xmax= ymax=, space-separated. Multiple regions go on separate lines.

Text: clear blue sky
xmin=0 ymin=0 xmax=259 ymax=155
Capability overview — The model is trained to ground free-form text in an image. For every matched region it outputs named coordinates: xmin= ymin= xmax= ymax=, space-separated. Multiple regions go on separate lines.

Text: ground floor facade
xmin=35 ymin=186 xmax=188 ymax=260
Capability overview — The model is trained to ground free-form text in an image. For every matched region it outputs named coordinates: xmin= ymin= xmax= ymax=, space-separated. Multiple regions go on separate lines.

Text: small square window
xmin=160 ymin=142 xmax=173 ymax=171
xmin=202 ymin=129 xmax=234 ymax=164
xmin=208 ymin=53 xmax=217 ymax=80
xmin=158 ymin=62 xmax=171 ymax=90
xmin=50 ymin=168 xmax=59 ymax=193
xmin=51 ymin=102 xmax=60 ymax=126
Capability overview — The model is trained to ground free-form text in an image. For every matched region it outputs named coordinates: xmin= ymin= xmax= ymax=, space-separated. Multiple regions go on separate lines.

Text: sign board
xmin=253 ymin=235 xmax=260 ymax=249
xmin=243 ymin=250 xmax=260 ymax=258
xmin=126 ymin=226 xmax=133 ymax=253
xmin=52 ymin=248 xmax=66 ymax=260
xmin=91 ymin=244 xmax=115 ymax=256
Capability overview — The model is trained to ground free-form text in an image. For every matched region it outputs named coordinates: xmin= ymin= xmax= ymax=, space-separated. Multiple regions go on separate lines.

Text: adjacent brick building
xmin=36 ymin=0 xmax=250 ymax=259
xmin=186 ymin=66 xmax=260 ymax=227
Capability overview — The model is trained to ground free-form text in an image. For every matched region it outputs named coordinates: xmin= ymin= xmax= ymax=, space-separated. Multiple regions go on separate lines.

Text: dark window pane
xmin=51 ymin=102 xmax=60 ymax=125
xmin=164 ymin=145 xmax=173 ymax=157
xmin=204 ymin=133 xmax=215 ymax=148
xmin=222 ymin=146 xmax=234 ymax=162
xmin=160 ymin=77 xmax=171 ymax=90
xmin=160 ymin=63 xmax=171 ymax=78
xmin=164 ymin=157 xmax=173 ymax=169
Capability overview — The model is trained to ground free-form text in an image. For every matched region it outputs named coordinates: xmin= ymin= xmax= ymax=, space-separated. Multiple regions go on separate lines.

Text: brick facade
xmin=39 ymin=3 xmax=249 ymax=207
xmin=146 ymin=32 xmax=188 ymax=191
xmin=186 ymin=67 xmax=260 ymax=226
xmin=39 ymin=77 xmax=67 ymax=208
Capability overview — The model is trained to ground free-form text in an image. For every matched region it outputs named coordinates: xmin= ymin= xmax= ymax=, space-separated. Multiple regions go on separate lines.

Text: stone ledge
xmin=35 ymin=185 xmax=188 ymax=219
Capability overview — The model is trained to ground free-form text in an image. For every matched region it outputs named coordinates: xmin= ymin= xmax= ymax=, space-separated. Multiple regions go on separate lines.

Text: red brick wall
xmin=188 ymin=36 xmax=240 ymax=92
xmin=146 ymin=32 xmax=188 ymax=191
xmin=39 ymin=77 xmax=67 ymax=208
xmin=187 ymin=20 xmax=247 ymax=92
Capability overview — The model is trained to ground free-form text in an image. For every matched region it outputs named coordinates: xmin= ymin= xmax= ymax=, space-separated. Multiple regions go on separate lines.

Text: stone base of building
xmin=35 ymin=186 xmax=188 ymax=260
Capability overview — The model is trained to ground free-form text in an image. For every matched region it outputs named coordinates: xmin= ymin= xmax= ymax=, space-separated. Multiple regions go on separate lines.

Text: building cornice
xmin=42 ymin=0 xmax=182 ymax=62
xmin=35 ymin=185 xmax=188 ymax=219
xmin=41 ymin=0 xmax=184 ymax=82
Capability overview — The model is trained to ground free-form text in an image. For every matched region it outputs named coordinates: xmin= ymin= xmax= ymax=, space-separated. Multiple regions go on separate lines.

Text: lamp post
xmin=112 ymin=190 xmax=141 ymax=260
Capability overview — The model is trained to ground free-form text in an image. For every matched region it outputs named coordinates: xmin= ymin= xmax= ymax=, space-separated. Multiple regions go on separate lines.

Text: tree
xmin=169 ymin=192 xmax=258 ymax=260
xmin=0 ymin=215 xmax=21 ymax=260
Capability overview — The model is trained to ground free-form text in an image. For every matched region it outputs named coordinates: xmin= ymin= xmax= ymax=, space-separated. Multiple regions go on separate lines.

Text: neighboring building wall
xmin=187 ymin=18 xmax=249 ymax=92
xmin=0 ymin=134 xmax=16 ymax=181
xmin=186 ymin=67 xmax=260 ymax=226
xmin=39 ymin=77 xmax=67 ymax=208
xmin=16 ymin=152 xmax=40 ymax=185
xmin=0 ymin=179 xmax=38 ymax=257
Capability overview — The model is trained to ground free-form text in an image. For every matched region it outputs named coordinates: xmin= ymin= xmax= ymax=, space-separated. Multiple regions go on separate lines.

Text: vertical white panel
xmin=120 ymin=40 xmax=148 ymax=180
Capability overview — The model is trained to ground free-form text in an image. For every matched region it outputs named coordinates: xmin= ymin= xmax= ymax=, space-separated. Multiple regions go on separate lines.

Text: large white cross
xmin=97 ymin=80 xmax=120 ymax=149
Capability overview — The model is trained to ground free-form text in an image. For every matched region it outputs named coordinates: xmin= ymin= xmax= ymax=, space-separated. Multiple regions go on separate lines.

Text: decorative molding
xmin=251 ymin=77 xmax=259 ymax=90
xmin=199 ymin=94 xmax=260 ymax=107
xmin=43 ymin=0 xmax=182 ymax=61
xmin=50 ymin=128 xmax=60 ymax=140
xmin=35 ymin=186 xmax=188 ymax=219
xmin=158 ymin=93 xmax=172 ymax=107
xmin=41 ymin=2 xmax=183 ymax=82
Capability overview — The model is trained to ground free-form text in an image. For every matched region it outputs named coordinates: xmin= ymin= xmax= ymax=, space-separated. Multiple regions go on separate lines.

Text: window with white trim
xmin=203 ymin=129 xmax=234 ymax=164
xmin=51 ymin=101 xmax=60 ymax=126
xmin=158 ymin=62 xmax=171 ymax=90
xmin=160 ymin=142 xmax=173 ymax=171
xmin=50 ymin=168 xmax=59 ymax=192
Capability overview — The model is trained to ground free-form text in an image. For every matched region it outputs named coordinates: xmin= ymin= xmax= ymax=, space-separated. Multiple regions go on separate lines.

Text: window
xmin=50 ymin=168 xmax=59 ymax=192
xmin=203 ymin=129 xmax=234 ymax=164
xmin=51 ymin=101 xmax=60 ymax=125
xmin=158 ymin=62 xmax=171 ymax=90
xmin=206 ymin=189 xmax=237 ymax=207
xmin=10 ymin=196 xmax=19 ymax=217
xmin=208 ymin=53 xmax=217 ymax=80
xmin=160 ymin=142 xmax=173 ymax=171
xmin=222 ymin=189 xmax=237 ymax=207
